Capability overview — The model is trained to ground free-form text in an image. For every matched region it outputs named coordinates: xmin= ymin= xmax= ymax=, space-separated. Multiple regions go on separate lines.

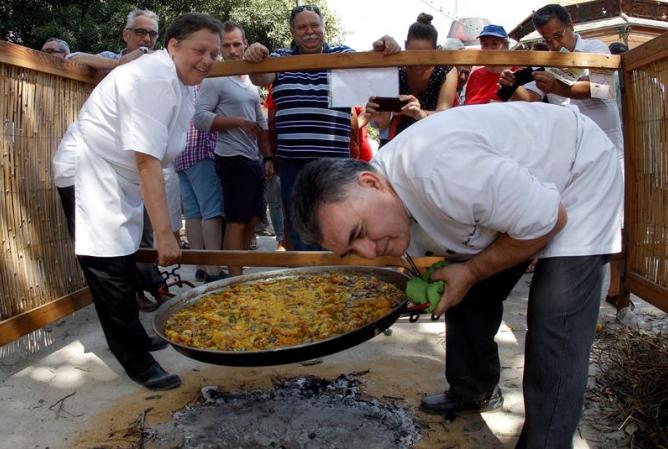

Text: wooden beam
xmin=137 ymin=249 xmax=623 ymax=267
xmin=0 ymin=41 xmax=97 ymax=84
xmin=135 ymin=249 xmax=445 ymax=269
xmin=626 ymin=272 xmax=668 ymax=312
xmin=208 ymin=50 xmax=620 ymax=77
xmin=622 ymin=29 xmax=668 ymax=71
xmin=0 ymin=288 xmax=92 ymax=346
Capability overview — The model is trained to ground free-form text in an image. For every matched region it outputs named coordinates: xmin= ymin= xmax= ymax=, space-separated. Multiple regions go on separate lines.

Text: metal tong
xmin=401 ymin=253 xmax=437 ymax=322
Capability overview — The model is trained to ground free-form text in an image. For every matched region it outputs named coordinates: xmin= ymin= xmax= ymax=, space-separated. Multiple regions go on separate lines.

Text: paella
xmin=164 ymin=272 xmax=405 ymax=352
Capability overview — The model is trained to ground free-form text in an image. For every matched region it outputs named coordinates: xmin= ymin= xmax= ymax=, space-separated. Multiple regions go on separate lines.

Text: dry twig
xmin=589 ymin=327 xmax=668 ymax=448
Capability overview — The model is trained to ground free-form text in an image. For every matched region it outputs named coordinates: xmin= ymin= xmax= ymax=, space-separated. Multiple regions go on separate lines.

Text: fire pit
xmin=146 ymin=374 xmax=421 ymax=449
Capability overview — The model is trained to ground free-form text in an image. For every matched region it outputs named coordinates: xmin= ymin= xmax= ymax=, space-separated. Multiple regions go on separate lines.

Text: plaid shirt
xmin=173 ymin=85 xmax=218 ymax=172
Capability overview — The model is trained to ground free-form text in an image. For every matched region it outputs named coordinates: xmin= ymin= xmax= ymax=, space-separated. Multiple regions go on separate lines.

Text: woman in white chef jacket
xmin=69 ymin=13 xmax=223 ymax=390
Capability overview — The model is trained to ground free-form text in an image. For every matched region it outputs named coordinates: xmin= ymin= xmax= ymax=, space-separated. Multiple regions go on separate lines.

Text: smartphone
xmin=496 ymin=67 xmax=545 ymax=101
xmin=374 ymin=96 xmax=408 ymax=112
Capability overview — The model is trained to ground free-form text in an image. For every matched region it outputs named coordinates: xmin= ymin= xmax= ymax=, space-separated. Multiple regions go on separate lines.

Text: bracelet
xmin=263 ymin=156 xmax=275 ymax=162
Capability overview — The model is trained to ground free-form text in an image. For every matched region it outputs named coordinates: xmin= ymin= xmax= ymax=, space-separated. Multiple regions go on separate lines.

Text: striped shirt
xmin=271 ymin=43 xmax=354 ymax=159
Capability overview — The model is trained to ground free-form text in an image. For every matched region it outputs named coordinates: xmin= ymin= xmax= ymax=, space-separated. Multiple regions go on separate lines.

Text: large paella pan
xmin=153 ymin=266 xmax=409 ymax=366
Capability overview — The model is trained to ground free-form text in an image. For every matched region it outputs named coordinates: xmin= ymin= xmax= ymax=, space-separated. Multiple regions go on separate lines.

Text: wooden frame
xmin=621 ymin=30 xmax=668 ymax=312
xmin=0 ymin=288 xmax=92 ymax=346
xmin=0 ymin=41 xmax=97 ymax=84
xmin=209 ymin=50 xmax=620 ymax=77
xmin=1 ymin=39 xmax=662 ymax=348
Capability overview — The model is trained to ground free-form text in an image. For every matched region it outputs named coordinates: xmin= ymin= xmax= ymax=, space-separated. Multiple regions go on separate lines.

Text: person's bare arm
xmin=532 ymin=71 xmax=592 ymax=99
xmin=434 ymin=67 xmax=459 ymax=111
xmin=431 ymin=203 xmax=568 ymax=315
xmin=499 ymin=69 xmax=543 ymax=102
xmin=135 ymin=152 xmax=181 ymax=266
xmin=258 ymin=130 xmax=275 ymax=178
xmin=243 ymin=43 xmax=276 ymax=86
xmin=209 ymin=116 xmax=262 ymax=136
xmin=365 ymin=97 xmax=392 ymax=129
xmin=68 ymin=53 xmax=119 ymax=70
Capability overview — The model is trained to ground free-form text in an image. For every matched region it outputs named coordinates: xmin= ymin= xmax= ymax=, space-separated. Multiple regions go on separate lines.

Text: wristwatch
xmin=139 ymin=46 xmax=149 ymax=54
xmin=263 ymin=156 xmax=275 ymax=163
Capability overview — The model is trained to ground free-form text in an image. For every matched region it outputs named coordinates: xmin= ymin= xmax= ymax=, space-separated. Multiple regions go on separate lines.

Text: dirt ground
xmin=1 ymin=236 xmax=665 ymax=449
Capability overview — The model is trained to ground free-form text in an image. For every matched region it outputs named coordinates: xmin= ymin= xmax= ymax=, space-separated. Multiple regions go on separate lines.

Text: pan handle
xmin=403 ymin=302 xmax=429 ymax=322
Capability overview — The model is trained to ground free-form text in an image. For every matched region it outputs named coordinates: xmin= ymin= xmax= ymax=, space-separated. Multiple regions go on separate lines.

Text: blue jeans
xmin=278 ymin=157 xmax=321 ymax=251
xmin=517 ymin=255 xmax=607 ymax=449
xmin=264 ymin=175 xmax=284 ymax=242
xmin=444 ymin=255 xmax=608 ymax=449
xmin=177 ymin=158 xmax=223 ymax=220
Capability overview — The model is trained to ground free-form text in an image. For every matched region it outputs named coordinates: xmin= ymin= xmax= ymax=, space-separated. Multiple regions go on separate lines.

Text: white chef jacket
xmin=523 ymin=34 xmax=624 ymax=159
xmin=372 ymin=102 xmax=622 ymax=261
xmin=72 ymin=49 xmax=193 ymax=257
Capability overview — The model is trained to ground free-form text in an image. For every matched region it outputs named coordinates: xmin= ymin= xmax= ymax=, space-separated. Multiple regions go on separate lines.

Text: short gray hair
xmin=292 ymin=158 xmax=375 ymax=245
xmin=43 ymin=37 xmax=70 ymax=53
xmin=126 ymin=8 xmax=159 ymax=30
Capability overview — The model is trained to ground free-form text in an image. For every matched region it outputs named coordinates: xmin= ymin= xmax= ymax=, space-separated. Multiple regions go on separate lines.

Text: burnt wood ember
xmin=147 ymin=374 xmax=421 ymax=449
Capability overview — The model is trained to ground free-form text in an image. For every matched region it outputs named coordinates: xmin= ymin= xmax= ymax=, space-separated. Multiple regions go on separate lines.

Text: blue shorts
xmin=215 ymin=155 xmax=264 ymax=224
xmin=177 ymin=158 xmax=223 ymax=220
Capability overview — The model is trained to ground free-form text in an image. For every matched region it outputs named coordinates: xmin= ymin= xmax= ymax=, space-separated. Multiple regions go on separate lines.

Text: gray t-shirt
xmin=193 ymin=75 xmax=267 ymax=160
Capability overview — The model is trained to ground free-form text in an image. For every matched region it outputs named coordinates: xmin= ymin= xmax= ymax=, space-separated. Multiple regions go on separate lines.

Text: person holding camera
xmin=365 ymin=13 xmax=458 ymax=142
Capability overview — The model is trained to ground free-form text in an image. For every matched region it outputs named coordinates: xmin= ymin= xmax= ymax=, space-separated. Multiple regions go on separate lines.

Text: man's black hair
xmin=164 ymin=13 xmax=224 ymax=46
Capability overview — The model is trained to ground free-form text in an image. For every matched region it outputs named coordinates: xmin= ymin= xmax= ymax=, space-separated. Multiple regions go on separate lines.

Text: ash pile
xmin=148 ymin=374 xmax=421 ymax=449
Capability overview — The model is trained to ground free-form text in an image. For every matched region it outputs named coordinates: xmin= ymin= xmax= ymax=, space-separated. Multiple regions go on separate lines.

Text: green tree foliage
xmin=0 ymin=0 xmax=343 ymax=54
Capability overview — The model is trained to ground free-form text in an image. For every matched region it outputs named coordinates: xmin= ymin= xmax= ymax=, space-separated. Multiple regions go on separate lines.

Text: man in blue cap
xmin=464 ymin=24 xmax=512 ymax=104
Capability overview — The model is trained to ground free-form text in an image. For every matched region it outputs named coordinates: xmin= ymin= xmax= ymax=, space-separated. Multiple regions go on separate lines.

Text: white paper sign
xmin=328 ymin=67 xmax=399 ymax=108
xmin=590 ymin=70 xmax=616 ymax=100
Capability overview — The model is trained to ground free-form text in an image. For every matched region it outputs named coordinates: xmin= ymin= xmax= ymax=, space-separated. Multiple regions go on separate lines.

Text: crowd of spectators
xmin=45 ymin=8 xmax=632 ymax=449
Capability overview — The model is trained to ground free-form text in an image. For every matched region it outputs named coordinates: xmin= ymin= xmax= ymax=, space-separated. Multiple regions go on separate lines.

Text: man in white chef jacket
xmin=291 ymin=102 xmax=623 ymax=448
xmin=56 ymin=13 xmax=223 ymax=390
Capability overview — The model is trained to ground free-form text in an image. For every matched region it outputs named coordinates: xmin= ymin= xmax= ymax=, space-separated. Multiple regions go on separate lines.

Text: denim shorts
xmin=177 ymin=158 xmax=223 ymax=220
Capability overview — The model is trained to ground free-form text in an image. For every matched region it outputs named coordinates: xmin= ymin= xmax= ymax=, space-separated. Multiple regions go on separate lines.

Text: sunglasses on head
xmin=126 ymin=27 xmax=158 ymax=39
xmin=290 ymin=4 xmax=321 ymax=21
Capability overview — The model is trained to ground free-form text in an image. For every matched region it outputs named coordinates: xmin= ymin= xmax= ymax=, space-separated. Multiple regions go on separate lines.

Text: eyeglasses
xmin=126 ymin=27 xmax=159 ymax=39
xmin=42 ymin=48 xmax=66 ymax=54
xmin=290 ymin=4 xmax=321 ymax=22
xmin=541 ymin=27 xmax=570 ymax=45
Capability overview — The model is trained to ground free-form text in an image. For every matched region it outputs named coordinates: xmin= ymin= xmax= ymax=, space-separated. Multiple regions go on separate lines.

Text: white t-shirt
xmin=523 ymin=34 xmax=623 ymax=158
xmin=372 ymin=102 xmax=623 ymax=260
xmin=70 ymin=49 xmax=193 ymax=257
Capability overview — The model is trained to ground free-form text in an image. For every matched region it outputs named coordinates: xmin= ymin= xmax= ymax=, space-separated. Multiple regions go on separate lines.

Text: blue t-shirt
xmin=271 ymin=43 xmax=354 ymax=159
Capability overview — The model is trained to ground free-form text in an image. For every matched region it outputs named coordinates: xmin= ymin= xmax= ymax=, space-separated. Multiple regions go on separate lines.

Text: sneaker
xmin=130 ymin=363 xmax=181 ymax=390
xmin=137 ymin=293 xmax=158 ymax=313
xmin=420 ymin=386 xmax=503 ymax=414
xmin=148 ymin=335 xmax=168 ymax=352
xmin=204 ymin=270 xmax=229 ymax=283
xmin=195 ymin=269 xmax=206 ymax=283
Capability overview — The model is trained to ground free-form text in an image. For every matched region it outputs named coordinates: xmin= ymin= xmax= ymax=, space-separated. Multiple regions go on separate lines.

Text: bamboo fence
xmin=622 ymin=31 xmax=668 ymax=311
xmin=0 ymin=55 xmax=93 ymax=322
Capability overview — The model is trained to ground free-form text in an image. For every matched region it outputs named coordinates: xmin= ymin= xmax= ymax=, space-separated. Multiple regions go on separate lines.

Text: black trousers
xmin=57 ymin=186 xmax=76 ymax=239
xmin=134 ymin=208 xmax=166 ymax=296
xmin=445 ymin=260 xmax=530 ymax=400
xmin=57 ymin=184 xmax=164 ymax=297
xmin=77 ymin=254 xmax=155 ymax=377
